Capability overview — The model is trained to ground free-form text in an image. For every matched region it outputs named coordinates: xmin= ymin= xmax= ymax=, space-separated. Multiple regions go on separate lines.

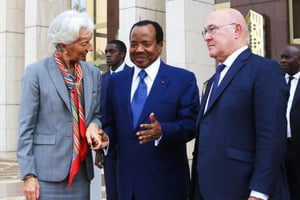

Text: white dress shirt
xmin=131 ymin=58 xmax=161 ymax=146
xmin=204 ymin=45 xmax=248 ymax=112
xmin=110 ymin=62 xmax=126 ymax=74
xmin=286 ymin=71 xmax=300 ymax=138
xmin=130 ymin=58 xmax=160 ymax=100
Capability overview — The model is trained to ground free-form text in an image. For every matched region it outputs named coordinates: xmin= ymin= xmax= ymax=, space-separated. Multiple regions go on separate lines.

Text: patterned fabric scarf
xmin=54 ymin=51 xmax=88 ymax=187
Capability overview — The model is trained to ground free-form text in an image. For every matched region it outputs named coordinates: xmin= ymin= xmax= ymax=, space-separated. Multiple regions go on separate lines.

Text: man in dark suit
xmin=280 ymin=45 xmax=300 ymax=200
xmin=190 ymin=8 xmax=289 ymax=200
xmin=103 ymin=20 xmax=200 ymax=200
xmin=95 ymin=39 xmax=130 ymax=200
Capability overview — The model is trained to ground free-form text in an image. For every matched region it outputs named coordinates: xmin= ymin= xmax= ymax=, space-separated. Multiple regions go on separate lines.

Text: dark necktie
xmin=288 ymin=76 xmax=294 ymax=90
xmin=131 ymin=70 xmax=147 ymax=127
xmin=207 ymin=64 xmax=226 ymax=107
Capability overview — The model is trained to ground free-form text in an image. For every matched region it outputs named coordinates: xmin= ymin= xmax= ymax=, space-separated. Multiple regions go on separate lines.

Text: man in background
xmin=96 ymin=39 xmax=130 ymax=200
xmin=280 ymin=45 xmax=300 ymax=200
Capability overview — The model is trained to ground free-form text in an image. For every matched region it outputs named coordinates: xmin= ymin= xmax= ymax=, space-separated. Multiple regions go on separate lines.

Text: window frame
xmin=68 ymin=0 xmax=108 ymax=72
xmin=289 ymin=0 xmax=300 ymax=44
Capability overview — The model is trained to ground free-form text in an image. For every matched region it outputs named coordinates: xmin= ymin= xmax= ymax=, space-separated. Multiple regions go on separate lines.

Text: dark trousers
xmin=285 ymin=141 xmax=300 ymax=200
xmin=104 ymin=146 xmax=118 ymax=200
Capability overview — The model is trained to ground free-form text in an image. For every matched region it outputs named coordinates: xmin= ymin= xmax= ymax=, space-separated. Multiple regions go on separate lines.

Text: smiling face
xmin=129 ymin=24 xmax=162 ymax=68
xmin=63 ymin=28 xmax=93 ymax=62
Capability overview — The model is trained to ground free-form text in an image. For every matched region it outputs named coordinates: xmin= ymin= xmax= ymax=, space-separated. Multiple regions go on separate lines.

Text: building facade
xmin=1 ymin=0 xmax=299 ymax=154
xmin=0 ymin=0 xmax=215 ymax=154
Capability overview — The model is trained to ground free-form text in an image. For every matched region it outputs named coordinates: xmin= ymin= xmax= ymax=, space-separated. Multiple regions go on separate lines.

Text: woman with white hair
xmin=17 ymin=10 xmax=107 ymax=200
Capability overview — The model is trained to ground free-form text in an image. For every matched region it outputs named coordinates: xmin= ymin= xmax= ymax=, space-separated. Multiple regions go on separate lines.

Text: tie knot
xmin=139 ymin=70 xmax=147 ymax=80
xmin=288 ymin=76 xmax=294 ymax=88
xmin=216 ymin=64 xmax=226 ymax=74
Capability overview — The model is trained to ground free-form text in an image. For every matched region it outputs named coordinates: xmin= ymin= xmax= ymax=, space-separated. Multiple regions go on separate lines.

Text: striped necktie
xmin=54 ymin=51 xmax=88 ymax=187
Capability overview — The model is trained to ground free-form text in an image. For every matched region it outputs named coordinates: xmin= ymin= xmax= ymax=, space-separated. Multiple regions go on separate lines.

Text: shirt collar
xmin=133 ymin=58 xmax=160 ymax=82
xmin=221 ymin=45 xmax=248 ymax=67
xmin=110 ymin=62 xmax=125 ymax=74
xmin=286 ymin=71 xmax=300 ymax=80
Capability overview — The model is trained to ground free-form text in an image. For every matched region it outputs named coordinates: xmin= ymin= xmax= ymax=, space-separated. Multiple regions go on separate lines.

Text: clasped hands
xmin=86 ymin=122 xmax=109 ymax=150
xmin=88 ymin=112 xmax=162 ymax=149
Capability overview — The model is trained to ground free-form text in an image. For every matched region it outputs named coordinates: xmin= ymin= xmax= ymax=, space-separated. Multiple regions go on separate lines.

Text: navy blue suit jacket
xmin=290 ymin=78 xmax=300 ymax=157
xmin=285 ymin=74 xmax=300 ymax=200
xmin=100 ymin=64 xmax=131 ymax=123
xmin=104 ymin=61 xmax=200 ymax=200
xmin=100 ymin=64 xmax=130 ymax=200
xmin=191 ymin=49 xmax=290 ymax=200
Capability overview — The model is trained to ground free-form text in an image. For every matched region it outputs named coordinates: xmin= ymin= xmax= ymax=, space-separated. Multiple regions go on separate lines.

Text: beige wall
xmin=0 ymin=0 xmax=68 ymax=152
xmin=0 ymin=0 xmax=25 ymax=151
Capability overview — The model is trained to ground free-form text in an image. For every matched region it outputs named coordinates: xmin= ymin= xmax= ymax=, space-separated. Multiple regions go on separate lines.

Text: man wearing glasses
xmin=190 ymin=8 xmax=290 ymax=200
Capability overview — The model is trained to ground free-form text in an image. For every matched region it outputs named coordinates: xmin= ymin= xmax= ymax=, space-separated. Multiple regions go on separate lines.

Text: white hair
xmin=48 ymin=10 xmax=94 ymax=48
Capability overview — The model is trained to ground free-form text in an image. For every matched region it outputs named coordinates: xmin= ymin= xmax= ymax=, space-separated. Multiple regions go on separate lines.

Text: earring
xmin=64 ymin=51 xmax=68 ymax=54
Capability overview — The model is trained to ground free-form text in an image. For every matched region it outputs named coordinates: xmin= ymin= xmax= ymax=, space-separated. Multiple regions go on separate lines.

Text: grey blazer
xmin=17 ymin=54 xmax=102 ymax=182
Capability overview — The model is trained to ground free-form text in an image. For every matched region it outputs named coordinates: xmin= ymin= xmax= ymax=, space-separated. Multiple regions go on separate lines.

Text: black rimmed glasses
xmin=202 ymin=23 xmax=237 ymax=38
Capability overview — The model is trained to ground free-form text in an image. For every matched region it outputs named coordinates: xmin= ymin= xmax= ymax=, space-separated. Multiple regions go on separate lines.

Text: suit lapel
xmin=101 ymin=72 xmax=110 ymax=113
xmin=196 ymin=79 xmax=213 ymax=128
xmin=81 ymin=62 xmax=93 ymax=119
xmin=119 ymin=68 xmax=135 ymax=127
xmin=292 ymin=79 xmax=300 ymax=109
xmin=47 ymin=55 xmax=71 ymax=112
xmin=135 ymin=64 xmax=169 ymax=128
xmin=205 ymin=49 xmax=251 ymax=113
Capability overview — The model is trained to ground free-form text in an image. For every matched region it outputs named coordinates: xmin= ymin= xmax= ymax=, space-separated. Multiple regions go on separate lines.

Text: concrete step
xmin=0 ymin=158 xmax=107 ymax=199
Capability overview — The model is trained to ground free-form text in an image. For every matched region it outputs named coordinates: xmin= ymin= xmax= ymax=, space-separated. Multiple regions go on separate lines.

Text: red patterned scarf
xmin=54 ymin=51 xmax=88 ymax=187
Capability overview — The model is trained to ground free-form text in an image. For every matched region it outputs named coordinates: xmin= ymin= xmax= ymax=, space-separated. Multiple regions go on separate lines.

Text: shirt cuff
xmin=102 ymin=137 xmax=110 ymax=156
xmin=154 ymin=135 xmax=162 ymax=146
xmin=250 ymin=190 xmax=268 ymax=200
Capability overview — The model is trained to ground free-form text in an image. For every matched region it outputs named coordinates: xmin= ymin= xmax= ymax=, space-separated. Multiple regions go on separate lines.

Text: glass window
xmin=71 ymin=0 xmax=86 ymax=12
xmin=289 ymin=0 xmax=300 ymax=44
xmin=215 ymin=0 xmax=229 ymax=3
xmin=70 ymin=0 xmax=108 ymax=73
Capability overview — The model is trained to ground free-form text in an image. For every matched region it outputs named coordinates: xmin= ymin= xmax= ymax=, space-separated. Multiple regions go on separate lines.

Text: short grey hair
xmin=48 ymin=10 xmax=94 ymax=48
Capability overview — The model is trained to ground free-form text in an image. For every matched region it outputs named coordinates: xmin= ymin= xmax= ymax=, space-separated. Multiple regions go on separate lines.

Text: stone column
xmin=119 ymin=0 xmax=166 ymax=66
xmin=0 ymin=0 xmax=25 ymax=152
xmin=166 ymin=0 xmax=215 ymax=87
xmin=25 ymin=0 xmax=68 ymax=66
xmin=165 ymin=0 xmax=215 ymax=161
xmin=0 ymin=0 xmax=68 ymax=152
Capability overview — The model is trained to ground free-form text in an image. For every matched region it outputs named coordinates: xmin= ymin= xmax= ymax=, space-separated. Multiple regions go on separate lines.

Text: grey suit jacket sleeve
xmin=17 ymin=58 xmax=102 ymax=181
xmin=82 ymin=61 xmax=102 ymax=129
xmin=17 ymin=63 xmax=40 ymax=179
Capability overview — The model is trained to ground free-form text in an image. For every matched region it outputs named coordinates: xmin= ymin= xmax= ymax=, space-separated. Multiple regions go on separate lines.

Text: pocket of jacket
xmin=33 ymin=134 xmax=55 ymax=144
xmin=226 ymin=147 xmax=254 ymax=163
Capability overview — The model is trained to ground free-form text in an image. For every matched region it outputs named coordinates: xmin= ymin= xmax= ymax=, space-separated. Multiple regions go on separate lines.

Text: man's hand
xmin=24 ymin=176 xmax=39 ymax=200
xmin=95 ymin=151 xmax=104 ymax=168
xmin=97 ymin=128 xmax=109 ymax=149
xmin=137 ymin=113 xmax=162 ymax=144
xmin=86 ymin=123 xmax=109 ymax=150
